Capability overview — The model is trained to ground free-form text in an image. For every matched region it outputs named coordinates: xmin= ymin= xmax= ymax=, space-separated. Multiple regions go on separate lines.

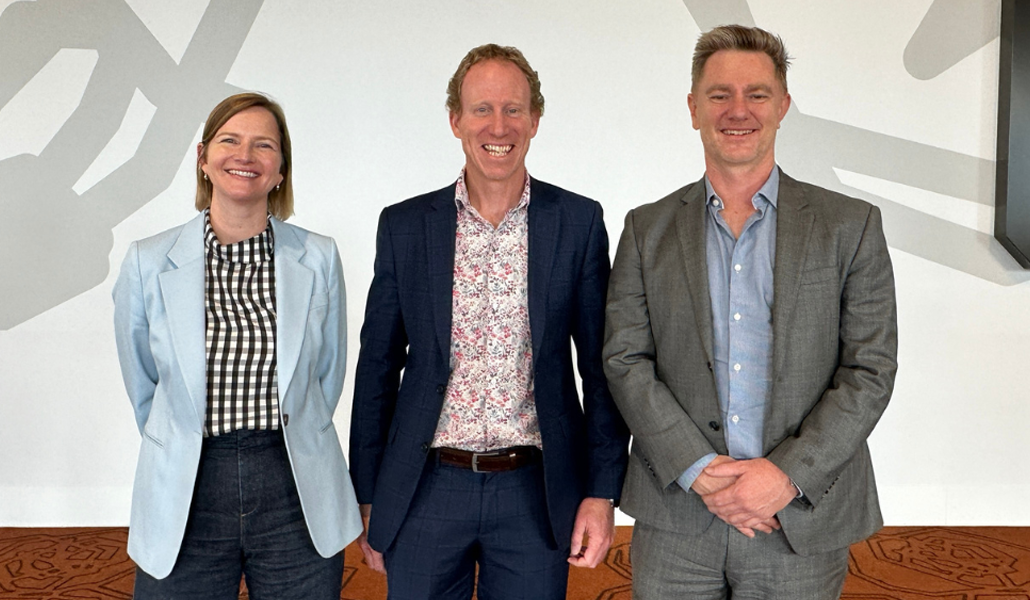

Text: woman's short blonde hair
xmin=195 ymin=92 xmax=294 ymax=220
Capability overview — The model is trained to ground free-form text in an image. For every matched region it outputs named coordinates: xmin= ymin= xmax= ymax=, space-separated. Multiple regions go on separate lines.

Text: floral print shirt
xmin=431 ymin=170 xmax=541 ymax=451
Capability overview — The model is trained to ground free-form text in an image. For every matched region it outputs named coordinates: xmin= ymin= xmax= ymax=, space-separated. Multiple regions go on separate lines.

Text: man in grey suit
xmin=603 ymin=25 xmax=898 ymax=599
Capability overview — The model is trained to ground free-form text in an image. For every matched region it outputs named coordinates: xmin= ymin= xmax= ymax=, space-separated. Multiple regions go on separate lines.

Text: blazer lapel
xmin=427 ymin=188 xmax=457 ymax=360
xmin=771 ymin=172 xmax=815 ymax=377
xmin=675 ymin=179 xmax=715 ymax=367
xmin=272 ymin=218 xmax=313 ymax=407
xmin=527 ymin=179 xmax=559 ymax=362
xmin=159 ymin=213 xmax=207 ymax=425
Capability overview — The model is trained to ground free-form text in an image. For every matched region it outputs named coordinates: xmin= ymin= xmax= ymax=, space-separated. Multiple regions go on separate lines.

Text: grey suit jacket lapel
xmin=528 ymin=179 xmax=559 ymax=362
xmin=427 ymin=189 xmax=457 ymax=361
xmin=676 ymin=179 xmax=715 ymax=369
xmin=160 ymin=213 xmax=207 ymax=425
xmin=272 ymin=218 xmax=314 ymax=408
xmin=771 ymin=173 xmax=815 ymax=379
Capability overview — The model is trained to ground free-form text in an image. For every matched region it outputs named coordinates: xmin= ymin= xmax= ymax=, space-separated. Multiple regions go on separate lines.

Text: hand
xmin=690 ymin=454 xmax=738 ymax=496
xmin=699 ymin=458 xmax=796 ymax=537
xmin=692 ymin=456 xmax=773 ymax=537
xmin=568 ymin=497 xmax=615 ymax=568
xmin=357 ymin=504 xmax=386 ymax=574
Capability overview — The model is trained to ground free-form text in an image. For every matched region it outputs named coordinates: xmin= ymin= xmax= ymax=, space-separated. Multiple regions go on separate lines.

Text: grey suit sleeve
xmin=766 ymin=206 xmax=898 ymax=506
xmin=603 ymin=209 xmax=718 ymax=488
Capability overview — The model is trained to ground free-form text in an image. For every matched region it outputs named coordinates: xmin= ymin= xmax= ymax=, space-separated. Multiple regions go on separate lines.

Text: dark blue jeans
xmin=383 ymin=455 xmax=569 ymax=600
xmin=132 ymin=429 xmax=343 ymax=600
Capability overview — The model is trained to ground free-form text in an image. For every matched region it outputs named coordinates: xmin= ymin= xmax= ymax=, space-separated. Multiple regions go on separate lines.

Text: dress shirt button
xmin=733 ymin=313 xmax=741 ymax=321
xmin=712 ymin=199 xmax=721 ymax=207
xmin=731 ymin=415 xmax=740 ymax=424
xmin=733 ymin=363 xmax=741 ymax=372
xmin=708 ymin=421 xmax=721 ymax=431
xmin=734 ymin=264 xmax=742 ymax=272
xmin=282 ymin=414 xmax=289 ymax=427
xmin=436 ymin=384 xmax=446 ymax=394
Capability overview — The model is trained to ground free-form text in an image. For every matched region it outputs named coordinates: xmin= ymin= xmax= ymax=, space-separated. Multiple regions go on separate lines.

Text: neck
xmin=464 ymin=167 xmax=526 ymax=227
xmin=705 ymin=161 xmax=775 ymax=207
xmin=209 ymin=198 xmax=269 ymax=244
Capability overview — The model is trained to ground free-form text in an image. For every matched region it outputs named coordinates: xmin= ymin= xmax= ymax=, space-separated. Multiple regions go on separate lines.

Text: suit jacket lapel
xmin=427 ymin=188 xmax=457 ymax=360
xmin=675 ymin=179 xmax=715 ymax=367
xmin=528 ymin=178 xmax=559 ymax=361
xmin=159 ymin=213 xmax=207 ymax=425
xmin=272 ymin=218 xmax=313 ymax=408
xmin=771 ymin=172 xmax=814 ymax=378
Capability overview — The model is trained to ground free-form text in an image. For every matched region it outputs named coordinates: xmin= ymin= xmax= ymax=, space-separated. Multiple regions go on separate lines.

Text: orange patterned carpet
xmin=1 ymin=526 xmax=1028 ymax=599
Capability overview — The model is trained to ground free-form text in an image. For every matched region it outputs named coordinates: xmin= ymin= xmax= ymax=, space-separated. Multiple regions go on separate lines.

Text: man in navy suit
xmin=349 ymin=44 xmax=629 ymax=600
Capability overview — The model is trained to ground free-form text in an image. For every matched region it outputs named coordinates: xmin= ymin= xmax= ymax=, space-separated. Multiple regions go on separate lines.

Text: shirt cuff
xmin=676 ymin=452 xmax=718 ymax=493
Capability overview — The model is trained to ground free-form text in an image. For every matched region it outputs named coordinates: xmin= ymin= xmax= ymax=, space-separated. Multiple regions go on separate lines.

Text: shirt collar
xmin=203 ymin=209 xmax=274 ymax=264
xmin=704 ymin=165 xmax=780 ymax=213
xmin=454 ymin=169 xmax=532 ymax=215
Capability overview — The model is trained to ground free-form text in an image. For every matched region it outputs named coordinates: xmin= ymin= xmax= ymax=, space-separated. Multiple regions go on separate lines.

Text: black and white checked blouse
xmin=203 ymin=211 xmax=279 ymax=436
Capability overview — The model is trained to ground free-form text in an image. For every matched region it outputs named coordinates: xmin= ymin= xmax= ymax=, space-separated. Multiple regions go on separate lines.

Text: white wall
xmin=1 ymin=0 xmax=1026 ymax=527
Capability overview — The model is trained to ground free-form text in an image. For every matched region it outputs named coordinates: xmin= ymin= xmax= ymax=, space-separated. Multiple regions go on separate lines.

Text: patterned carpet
xmin=1 ymin=526 xmax=1028 ymax=599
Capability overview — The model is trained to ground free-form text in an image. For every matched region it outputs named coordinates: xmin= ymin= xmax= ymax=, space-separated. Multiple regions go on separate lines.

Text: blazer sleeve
xmin=112 ymin=241 xmax=159 ymax=435
xmin=349 ymin=208 xmax=408 ymax=504
xmin=573 ymin=202 xmax=629 ymax=500
xmin=317 ymin=238 xmax=347 ymax=413
xmin=766 ymin=205 xmax=898 ymax=505
xmin=603 ymin=209 xmax=718 ymax=488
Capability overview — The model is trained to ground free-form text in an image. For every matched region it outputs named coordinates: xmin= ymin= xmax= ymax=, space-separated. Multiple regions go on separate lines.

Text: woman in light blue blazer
xmin=113 ymin=93 xmax=361 ymax=599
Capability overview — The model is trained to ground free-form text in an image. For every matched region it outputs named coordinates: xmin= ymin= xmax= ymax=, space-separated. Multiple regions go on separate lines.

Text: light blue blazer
xmin=113 ymin=212 xmax=362 ymax=578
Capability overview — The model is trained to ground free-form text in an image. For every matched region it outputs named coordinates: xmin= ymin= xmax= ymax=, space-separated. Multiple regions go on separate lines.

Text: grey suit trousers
xmin=631 ymin=519 xmax=849 ymax=600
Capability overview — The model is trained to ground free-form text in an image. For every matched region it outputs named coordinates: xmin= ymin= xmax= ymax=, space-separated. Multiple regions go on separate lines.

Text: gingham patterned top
xmin=203 ymin=211 xmax=279 ymax=436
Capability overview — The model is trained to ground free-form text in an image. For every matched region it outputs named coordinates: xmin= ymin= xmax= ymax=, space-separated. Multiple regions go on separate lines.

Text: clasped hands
xmin=691 ymin=455 xmax=797 ymax=538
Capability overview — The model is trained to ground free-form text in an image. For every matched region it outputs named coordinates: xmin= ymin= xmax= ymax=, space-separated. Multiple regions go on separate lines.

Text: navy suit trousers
xmin=383 ymin=454 xmax=569 ymax=600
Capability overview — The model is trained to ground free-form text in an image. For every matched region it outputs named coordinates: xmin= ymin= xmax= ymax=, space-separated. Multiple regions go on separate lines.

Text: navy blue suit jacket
xmin=350 ymin=178 xmax=629 ymax=552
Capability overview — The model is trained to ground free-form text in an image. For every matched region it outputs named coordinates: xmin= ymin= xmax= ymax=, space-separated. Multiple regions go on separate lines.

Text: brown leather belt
xmin=431 ymin=446 xmax=541 ymax=473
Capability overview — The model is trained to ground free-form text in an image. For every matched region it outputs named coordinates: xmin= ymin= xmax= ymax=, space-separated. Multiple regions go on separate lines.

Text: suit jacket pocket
xmin=142 ymin=428 xmax=165 ymax=448
xmin=800 ymin=266 xmax=839 ymax=286
xmin=309 ymin=291 xmax=329 ymax=310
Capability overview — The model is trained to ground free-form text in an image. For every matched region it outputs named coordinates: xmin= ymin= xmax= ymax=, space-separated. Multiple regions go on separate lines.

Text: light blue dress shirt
xmin=677 ymin=167 xmax=779 ymax=492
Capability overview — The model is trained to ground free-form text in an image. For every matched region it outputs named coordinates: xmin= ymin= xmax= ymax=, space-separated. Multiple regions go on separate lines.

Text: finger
xmin=733 ymin=525 xmax=756 ymax=538
xmin=581 ymin=536 xmax=608 ymax=568
xmin=705 ymin=461 xmax=745 ymax=477
xmin=367 ymin=547 xmax=386 ymax=574
xmin=752 ymin=522 xmax=773 ymax=534
xmin=568 ymin=521 xmax=587 ymax=559
xmin=358 ymin=541 xmax=376 ymax=569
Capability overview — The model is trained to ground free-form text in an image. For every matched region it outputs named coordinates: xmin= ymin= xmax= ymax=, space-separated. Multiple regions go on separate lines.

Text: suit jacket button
xmin=708 ymin=421 xmax=720 ymax=431
xmin=436 ymin=385 xmax=446 ymax=394
xmin=283 ymin=414 xmax=290 ymax=427
xmin=707 ymin=361 xmax=713 ymax=371
xmin=420 ymin=443 xmax=430 ymax=453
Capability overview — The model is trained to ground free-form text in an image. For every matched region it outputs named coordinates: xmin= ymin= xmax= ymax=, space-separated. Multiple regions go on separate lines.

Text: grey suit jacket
xmin=603 ymin=171 xmax=898 ymax=556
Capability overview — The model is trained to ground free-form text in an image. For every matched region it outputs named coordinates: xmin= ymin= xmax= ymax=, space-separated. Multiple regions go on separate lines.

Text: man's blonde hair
xmin=692 ymin=25 xmax=791 ymax=92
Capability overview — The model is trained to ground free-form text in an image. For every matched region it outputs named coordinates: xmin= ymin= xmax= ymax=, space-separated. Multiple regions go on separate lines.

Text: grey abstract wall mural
xmin=683 ymin=0 xmax=1027 ymax=286
xmin=0 ymin=0 xmax=1021 ymax=333
xmin=0 ymin=0 xmax=264 ymax=330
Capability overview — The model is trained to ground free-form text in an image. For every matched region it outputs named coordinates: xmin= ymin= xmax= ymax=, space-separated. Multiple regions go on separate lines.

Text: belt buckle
xmin=470 ymin=449 xmax=505 ymax=473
